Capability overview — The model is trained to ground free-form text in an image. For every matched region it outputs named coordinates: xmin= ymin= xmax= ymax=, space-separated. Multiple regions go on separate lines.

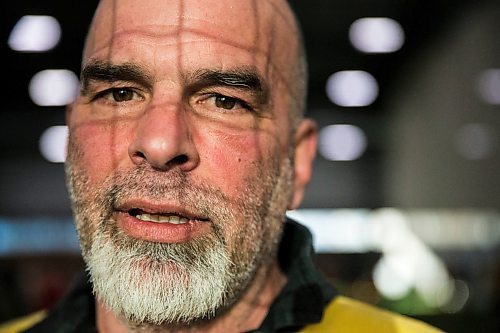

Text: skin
xmin=66 ymin=0 xmax=317 ymax=331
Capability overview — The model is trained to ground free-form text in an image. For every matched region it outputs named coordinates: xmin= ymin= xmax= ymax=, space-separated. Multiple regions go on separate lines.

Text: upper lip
xmin=115 ymin=199 xmax=210 ymax=221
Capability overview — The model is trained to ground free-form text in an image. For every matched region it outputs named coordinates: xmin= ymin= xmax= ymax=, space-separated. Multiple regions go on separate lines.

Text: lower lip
xmin=116 ymin=212 xmax=211 ymax=243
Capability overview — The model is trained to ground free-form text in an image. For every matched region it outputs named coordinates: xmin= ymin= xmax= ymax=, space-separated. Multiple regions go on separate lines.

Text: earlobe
xmin=289 ymin=119 xmax=317 ymax=210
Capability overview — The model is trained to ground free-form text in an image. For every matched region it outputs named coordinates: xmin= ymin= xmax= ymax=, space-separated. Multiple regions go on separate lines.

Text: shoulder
xmin=0 ymin=311 xmax=47 ymax=333
xmin=301 ymin=296 xmax=444 ymax=333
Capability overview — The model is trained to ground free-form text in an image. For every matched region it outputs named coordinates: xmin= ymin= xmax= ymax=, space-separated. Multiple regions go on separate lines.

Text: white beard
xmin=66 ymin=142 xmax=293 ymax=327
xmin=86 ymin=229 xmax=233 ymax=325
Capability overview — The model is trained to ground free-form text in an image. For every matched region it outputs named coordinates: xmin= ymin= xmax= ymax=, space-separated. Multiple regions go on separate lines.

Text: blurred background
xmin=1 ymin=0 xmax=499 ymax=331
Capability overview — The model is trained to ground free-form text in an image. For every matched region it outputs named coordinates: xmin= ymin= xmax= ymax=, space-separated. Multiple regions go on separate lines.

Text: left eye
xmin=110 ymin=88 xmax=135 ymax=102
xmin=215 ymin=95 xmax=237 ymax=109
xmin=211 ymin=95 xmax=249 ymax=110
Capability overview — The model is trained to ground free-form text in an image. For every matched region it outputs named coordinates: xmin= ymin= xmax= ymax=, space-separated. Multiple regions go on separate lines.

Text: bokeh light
xmin=349 ymin=17 xmax=405 ymax=53
xmin=29 ymin=69 xmax=79 ymax=106
xmin=8 ymin=15 xmax=61 ymax=52
xmin=39 ymin=126 xmax=68 ymax=163
xmin=318 ymin=124 xmax=368 ymax=161
xmin=326 ymin=70 xmax=379 ymax=107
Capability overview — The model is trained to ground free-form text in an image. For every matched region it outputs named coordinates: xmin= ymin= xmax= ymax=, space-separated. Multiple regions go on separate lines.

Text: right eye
xmin=94 ymin=87 xmax=143 ymax=103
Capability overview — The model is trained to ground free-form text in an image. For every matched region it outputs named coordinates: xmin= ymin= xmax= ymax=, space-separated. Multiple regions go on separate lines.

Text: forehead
xmin=104 ymin=1 xmax=260 ymax=43
xmin=85 ymin=0 xmax=297 ymax=69
xmin=83 ymin=0 xmax=297 ymax=89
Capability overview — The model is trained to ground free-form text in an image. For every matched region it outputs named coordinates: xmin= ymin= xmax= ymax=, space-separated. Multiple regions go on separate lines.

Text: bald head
xmin=82 ymin=0 xmax=307 ymax=126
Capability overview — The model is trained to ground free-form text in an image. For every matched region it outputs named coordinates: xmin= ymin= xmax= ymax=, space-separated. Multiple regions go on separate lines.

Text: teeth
xmin=135 ymin=213 xmax=189 ymax=224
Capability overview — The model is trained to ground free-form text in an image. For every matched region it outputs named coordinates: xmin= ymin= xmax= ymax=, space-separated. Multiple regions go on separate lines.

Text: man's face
xmin=65 ymin=0 xmax=314 ymax=325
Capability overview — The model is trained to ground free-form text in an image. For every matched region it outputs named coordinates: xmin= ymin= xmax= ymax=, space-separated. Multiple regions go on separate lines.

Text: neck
xmin=96 ymin=260 xmax=287 ymax=333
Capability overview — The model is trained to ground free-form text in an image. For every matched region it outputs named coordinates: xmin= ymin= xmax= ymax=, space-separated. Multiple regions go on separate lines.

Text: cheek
xmin=198 ymin=128 xmax=275 ymax=195
xmin=68 ymin=122 xmax=132 ymax=182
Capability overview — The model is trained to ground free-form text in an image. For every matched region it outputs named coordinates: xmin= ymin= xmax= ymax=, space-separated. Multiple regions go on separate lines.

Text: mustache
xmin=102 ymin=165 xmax=233 ymax=221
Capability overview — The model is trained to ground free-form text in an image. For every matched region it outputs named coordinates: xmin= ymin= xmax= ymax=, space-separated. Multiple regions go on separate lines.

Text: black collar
xmin=254 ymin=218 xmax=336 ymax=332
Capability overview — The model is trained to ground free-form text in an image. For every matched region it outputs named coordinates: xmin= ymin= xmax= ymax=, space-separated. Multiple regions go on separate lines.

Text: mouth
xmin=115 ymin=202 xmax=212 ymax=243
xmin=117 ymin=200 xmax=211 ymax=225
xmin=128 ymin=209 xmax=192 ymax=225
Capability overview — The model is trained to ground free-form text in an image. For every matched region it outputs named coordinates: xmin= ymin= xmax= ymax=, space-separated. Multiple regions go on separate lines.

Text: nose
xmin=128 ymin=103 xmax=199 ymax=171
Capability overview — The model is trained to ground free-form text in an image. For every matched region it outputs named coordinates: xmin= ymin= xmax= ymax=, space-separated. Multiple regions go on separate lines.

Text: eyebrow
xmin=80 ymin=61 xmax=153 ymax=95
xmin=187 ymin=68 xmax=269 ymax=105
xmin=80 ymin=61 xmax=269 ymax=104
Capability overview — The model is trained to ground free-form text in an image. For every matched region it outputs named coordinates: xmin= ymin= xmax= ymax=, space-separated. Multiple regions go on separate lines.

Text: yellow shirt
xmin=302 ymin=296 xmax=444 ymax=333
xmin=0 ymin=310 xmax=46 ymax=333
xmin=0 ymin=297 xmax=443 ymax=333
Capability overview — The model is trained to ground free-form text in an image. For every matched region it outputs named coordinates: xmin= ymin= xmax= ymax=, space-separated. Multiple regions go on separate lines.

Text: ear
xmin=289 ymin=118 xmax=317 ymax=210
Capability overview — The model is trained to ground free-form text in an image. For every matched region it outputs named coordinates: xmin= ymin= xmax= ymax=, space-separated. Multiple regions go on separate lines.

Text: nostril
xmin=128 ymin=150 xmax=149 ymax=167
xmin=131 ymin=150 xmax=147 ymax=160
xmin=145 ymin=154 xmax=190 ymax=171
xmin=172 ymin=154 xmax=188 ymax=165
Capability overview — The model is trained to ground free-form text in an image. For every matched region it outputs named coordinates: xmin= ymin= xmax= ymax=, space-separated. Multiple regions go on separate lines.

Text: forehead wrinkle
xmin=181 ymin=27 xmax=265 ymax=55
xmin=87 ymin=25 xmax=268 ymax=62
xmin=88 ymin=0 xmax=298 ymax=53
xmin=87 ymin=28 xmax=181 ymax=58
xmin=87 ymin=1 xmax=297 ymax=65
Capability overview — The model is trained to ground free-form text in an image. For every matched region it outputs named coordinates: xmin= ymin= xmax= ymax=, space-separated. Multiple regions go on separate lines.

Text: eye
xmin=192 ymin=92 xmax=256 ymax=115
xmin=214 ymin=95 xmax=239 ymax=110
xmin=111 ymin=88 xmax=135 ymax=102
xmin=94 ymin=87 xmax=143 ymax=103
xmin=206 ymin=94 xmax=251 ymax=111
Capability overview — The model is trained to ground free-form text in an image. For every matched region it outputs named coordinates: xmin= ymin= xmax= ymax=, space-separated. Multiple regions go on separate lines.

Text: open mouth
xmin=116 ymin=204 xmax=212 ymax=242
xmin=128 ymin=208 xmax=207 ymax=225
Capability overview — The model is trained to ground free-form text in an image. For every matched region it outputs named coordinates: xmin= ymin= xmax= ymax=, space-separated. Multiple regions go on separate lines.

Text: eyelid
xmin=205 ymin=92 xmax=254 ymax=111
xmin=84 ymin=78 xmax=145 ymax=95
xmin=92 ymin=86 xmax=144 ymax=101
xmin=195 ymin=86 xmax=256 ymax=107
